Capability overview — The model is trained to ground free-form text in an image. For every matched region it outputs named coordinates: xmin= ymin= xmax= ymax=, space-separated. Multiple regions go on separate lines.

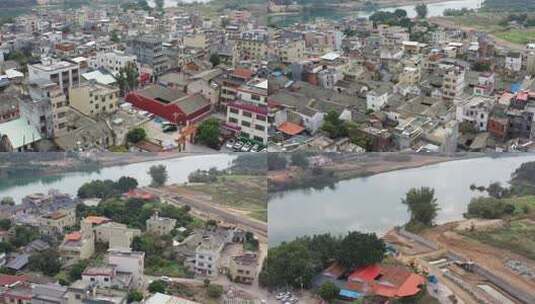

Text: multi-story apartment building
xmin=25 ymin=78 xmax=70 ymax=137
xmin=229 ymin=253 xmax=257 ymax=284
xmin=90 ymin=50 xmax=137 ymax=73
xmin=235 ymin=30 xmax=269 ymax=62
xmin=107 ymin=249 xmax=145 ymax=288
xmin=28 ymin=59 xmax=80 ymax=95
xmin=69 ymin=81 xmax=119 ymax=117
xmin=277 ymin=37 xmax=305 ymax=64
xmin=455 ymin=95 xmax=496 ymax=132
xmin=226 ymin=78 xmax=269 ymax=144
xmin=146 ymin=212 xmax=176 ymax=236
xmin=442 ymin=64 xmax=466 ymax=100
xmin=126 ymin=35 xmax=168 ymax=75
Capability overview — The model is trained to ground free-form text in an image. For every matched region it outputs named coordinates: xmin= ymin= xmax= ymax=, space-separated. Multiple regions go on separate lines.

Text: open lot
xmin=178 ymin=175 xmax=267 ymax=222
xmin=463 ymin=219 xmax=535 ymax=261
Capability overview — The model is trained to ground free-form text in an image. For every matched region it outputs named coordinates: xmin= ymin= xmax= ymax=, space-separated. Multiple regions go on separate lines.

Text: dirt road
xmin=423 ymin=224 xmax=535 ymax=302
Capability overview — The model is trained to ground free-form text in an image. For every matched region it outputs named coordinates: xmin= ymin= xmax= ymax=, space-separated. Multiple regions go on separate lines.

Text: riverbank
xmin=268 ymin=153 xmax=483 ymax=194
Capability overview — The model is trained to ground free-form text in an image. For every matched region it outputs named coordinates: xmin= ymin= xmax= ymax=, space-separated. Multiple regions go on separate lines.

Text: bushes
xmin=126 ymin=128 xmax=146 ymax=143
xmin=466 ymin=197 xmax=516 ymax=219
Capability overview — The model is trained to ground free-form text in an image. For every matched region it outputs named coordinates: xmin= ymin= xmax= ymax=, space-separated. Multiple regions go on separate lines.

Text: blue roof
xmin=339 ymin=289 xmax=361 ymax=299
xmin=510 ymin=83 xmax=522 ymax=93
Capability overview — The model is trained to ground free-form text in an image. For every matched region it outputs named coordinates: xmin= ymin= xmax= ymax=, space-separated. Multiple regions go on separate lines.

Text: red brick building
xmin=125 ymin=85 xmax=211 ymax=124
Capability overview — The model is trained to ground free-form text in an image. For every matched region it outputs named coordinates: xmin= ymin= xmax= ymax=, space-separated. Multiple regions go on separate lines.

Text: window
xmin=243 ymin=111 xmax=252 ymax=118
xmin=256 ymin=114 xmax=266 ymax=121
xmin=254 ymin=136 xmax=263 ymax=142
xmin=255 ymin=124 xmax=265 ymax=131
xmin=241 ymin=121 xmax=251 ymax=127
xmin=229 ymin=117 xmax=238 ymax=124
xmin=230 ymin=108 xmax=239 ymax=114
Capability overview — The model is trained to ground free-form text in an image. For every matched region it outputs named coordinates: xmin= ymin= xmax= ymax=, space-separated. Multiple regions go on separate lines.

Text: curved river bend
xmin=268 ymin=154 xmax=535 ymax=246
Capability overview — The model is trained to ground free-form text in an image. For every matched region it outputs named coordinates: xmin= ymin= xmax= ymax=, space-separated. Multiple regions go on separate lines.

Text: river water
xmin=269 ymin=0 xmax=484 ymax=27
xmin=0 ymin=154 xmax=236 ymax=205
xmin=268 ymin=154 xmax=535 ymax=246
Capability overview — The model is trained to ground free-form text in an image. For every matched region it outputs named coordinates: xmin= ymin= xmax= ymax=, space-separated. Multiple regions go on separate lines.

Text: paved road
xmin=143 ymin=187 xmax=268 ymax=241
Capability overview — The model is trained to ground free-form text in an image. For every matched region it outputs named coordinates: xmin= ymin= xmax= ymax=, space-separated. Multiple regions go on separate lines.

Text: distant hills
xmin=0 ymin=0 xmax=37 ymax=8
xmin=482 ymin=0 xmax=535 ymax=12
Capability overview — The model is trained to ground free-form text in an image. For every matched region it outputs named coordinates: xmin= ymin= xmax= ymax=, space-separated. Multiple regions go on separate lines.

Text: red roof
xmin=348 ymin=264 xmax=381 ymax=282
xmin=0 ymin=275 xmax=27 ymax=287
xmin=346 ymin=264 xmax=425 ymax=298
xmin=277 ymin=122 xmax=305 ymax=136
xmin=232 ymin=68 xmax=253 ymax=80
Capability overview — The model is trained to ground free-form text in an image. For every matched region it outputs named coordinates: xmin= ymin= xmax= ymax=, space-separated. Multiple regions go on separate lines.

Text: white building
xmin=226 ymin=78 xmax=269 ymax=144
xmin=505 ymin=52 xmax=522 ymax=72
xmin=455 ymin=95 xmax=496 ymax=132
xmin=366 ymin=87 xmax=390 ymax=111
xmin=28 ymin=59 xmax=80 ymax=94
xmin=90 ymin=50 xmax=138 ymax=74
xmin=107 ymin=249 xmax=145 ymax=288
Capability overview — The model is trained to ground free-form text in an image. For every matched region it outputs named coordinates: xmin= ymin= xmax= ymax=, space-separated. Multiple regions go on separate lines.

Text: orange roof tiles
xmin=65 ymin=231 xmax=81 ymax=241
xmin=84 ymin=216 xmax=111 ymax=225
xmin=277 ymin=121 xmax=305 ymax=136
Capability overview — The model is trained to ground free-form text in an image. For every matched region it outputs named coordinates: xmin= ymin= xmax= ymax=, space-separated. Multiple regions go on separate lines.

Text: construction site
xmin=384 ymin=219 xmax=535 ymax=304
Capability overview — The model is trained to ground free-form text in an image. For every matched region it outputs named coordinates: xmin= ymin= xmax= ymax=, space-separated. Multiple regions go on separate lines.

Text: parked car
xmin=232 ymin=141 xmax=244 ymax=151
xmin=241 ymin=143 xmax=252 ymax=152
xmin=225 ymin=139 xmax=236 ymax=149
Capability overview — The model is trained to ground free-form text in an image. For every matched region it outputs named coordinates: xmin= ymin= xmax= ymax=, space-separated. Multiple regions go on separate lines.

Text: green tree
xmin=111 ymin=30 xmax=120 ymax=43
xmin=116 ymin=176 xmax=139 ymax=193
xmin=68 ymin=259 xmax=89 ymax=282
xmin=318 ymin=281 xmax=340 ymax=302
xmin=259 ymin=241 xmax=315 ymax=289
xmin=401 ymin=187 xmax=440 ymax=228
xmin=0 ymin=197 xmax=14 ymax=206
xmin=29 ymin=249 xmax=61 ymax=276
xmin=196 ymin=119 xmax=221 ymax=149
xmin=148 ymin=280 xmax=167 ymax=293
xmin=11 ymin=226 xmax=39 ymax=248
xmin=290 ymin=153 xmax=309 ymax=169
xmin=336 ymin=231 xmax=385 ymax=269
xmin=207 ymin=284 xmax=224 ymax=298
xmin=117 ymin=62 xmax=139 ymax=95
xmin=209 ymin=53 xmax=221 ymax=67
xmin=0 ymin=219 xmax=11 ymax=231
xmin=127 ymin=290 xmax=144 ymax=303
xmin=126 ymin=127 xmax=146 ymax=143
xmin=321 ymin=111 xmax=348 ymax=139
xmin=148 ymin=164 xmax=168 ymax=187
xmin=415 ymin=4 xmax=428 ymax=19
xmin=486 ymin=182 xmax=508 ymax=199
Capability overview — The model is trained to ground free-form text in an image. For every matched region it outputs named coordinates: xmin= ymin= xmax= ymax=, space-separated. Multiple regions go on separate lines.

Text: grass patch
xmin=146 ymin=259 xmax=191 ymax=278
xmin=184 ymin=175 xmax=267 ymax=222
xmin=463 ymin=219 xmax=535 ymax=261
xmin=494 ymin=29 xmax=535 ymax=45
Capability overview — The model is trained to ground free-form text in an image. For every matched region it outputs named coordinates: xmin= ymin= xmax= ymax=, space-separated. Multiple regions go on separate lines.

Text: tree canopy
xmin=148 ymin=164 xmax=168 ymax=187
xmin=401 ymin=187 xmax=440 ymax=230
xmin=196 ymin=118 xmax=221 ymax=149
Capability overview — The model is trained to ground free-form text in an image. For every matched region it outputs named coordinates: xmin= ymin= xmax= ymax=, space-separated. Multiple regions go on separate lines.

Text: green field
xmin=464 ymin=219 xmax=535 ymax=260
xmin=494 ymin=29 xmax=535 ymax=45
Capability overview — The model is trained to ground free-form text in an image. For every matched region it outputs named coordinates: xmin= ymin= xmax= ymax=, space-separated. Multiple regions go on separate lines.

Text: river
xmin=268 ymin=154 xmax=535 ymax=246
xmin=0 ymin=154 xmax=236 ymax=205
xmin=269 ymin=0 xmax=484 ymax=27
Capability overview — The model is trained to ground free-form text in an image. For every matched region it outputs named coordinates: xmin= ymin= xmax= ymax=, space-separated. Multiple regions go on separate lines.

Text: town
xmin=0 ymin=152 xmax=268 ymax=303
xmin=0 ymin=0 xmax=269 ymax=153
xmin=1 ymin=0 xmax=535 ymax=153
